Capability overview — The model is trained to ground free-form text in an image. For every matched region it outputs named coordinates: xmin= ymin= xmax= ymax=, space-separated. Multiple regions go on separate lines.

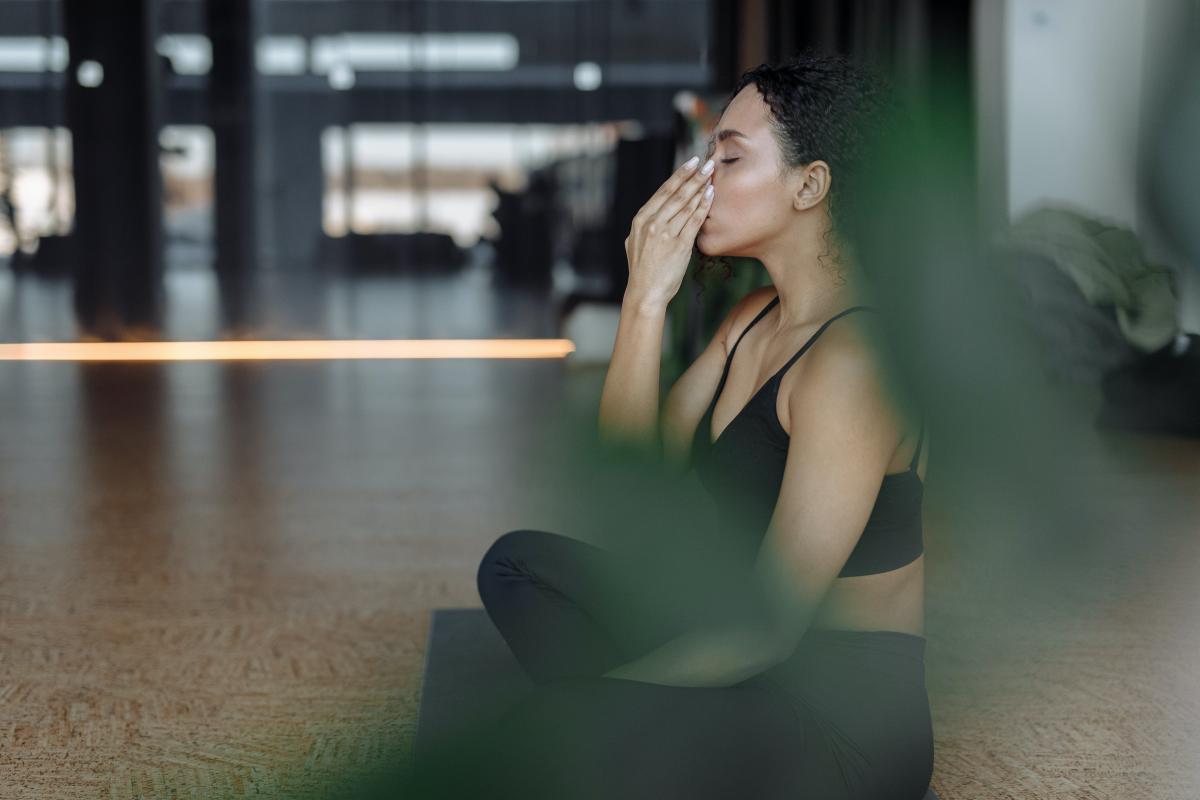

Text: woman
xmin=470 ymin=51 xmax=933 ymax=800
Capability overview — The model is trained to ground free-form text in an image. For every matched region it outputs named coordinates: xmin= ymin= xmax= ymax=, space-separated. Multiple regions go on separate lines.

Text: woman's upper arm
xmin=751 ymin=328 xmax=904 ymax=661
xmin=659 ymin=287 xmax=776 ymax=471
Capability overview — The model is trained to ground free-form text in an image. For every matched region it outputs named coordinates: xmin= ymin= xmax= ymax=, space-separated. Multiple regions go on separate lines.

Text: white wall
xmin=1005 ymin=0 xmax=1148 ymax=226
xmin=1001 ymin=0 xmax=1198 ymax=329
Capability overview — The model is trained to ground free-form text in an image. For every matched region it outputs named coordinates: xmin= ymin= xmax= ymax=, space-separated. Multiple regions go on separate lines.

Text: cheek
xmin=711 ymin=178 xmax=769 ymax=232
xmin=714 ymin=170 xmax=768 ymax=216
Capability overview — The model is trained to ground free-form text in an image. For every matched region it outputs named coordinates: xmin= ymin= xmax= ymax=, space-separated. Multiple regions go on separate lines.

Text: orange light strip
xmin=0 ymin=339 xmax=577 ymax=362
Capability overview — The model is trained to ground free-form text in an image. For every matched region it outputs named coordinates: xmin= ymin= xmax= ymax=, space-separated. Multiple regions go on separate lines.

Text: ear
xmin=792 ymin=161 xmax=831 ymax=211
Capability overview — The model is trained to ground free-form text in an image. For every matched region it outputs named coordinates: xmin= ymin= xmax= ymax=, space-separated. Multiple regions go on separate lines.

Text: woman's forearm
xmin=596 ymin=290 xmax=670 ymax=449
xmin=600 ymin=623 xmax=784 ymax=688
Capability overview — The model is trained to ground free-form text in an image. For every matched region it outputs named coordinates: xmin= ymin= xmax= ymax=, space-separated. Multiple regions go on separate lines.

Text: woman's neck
xmin=760 ymin=258 xmax=863 ymax=334
xmin=755 ymin=211 xmax=864 ymax=331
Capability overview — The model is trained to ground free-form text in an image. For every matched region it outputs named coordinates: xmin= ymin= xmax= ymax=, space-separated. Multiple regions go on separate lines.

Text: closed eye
xmin=721 ymin=158 xmax=739 ymax=164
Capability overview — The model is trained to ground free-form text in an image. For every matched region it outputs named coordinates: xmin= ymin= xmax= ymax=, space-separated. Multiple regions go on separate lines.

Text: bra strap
xmin=727 ymin=294 xmax=780 ymax=357
xmin=910 ymin=416 xmax=925 ymax=470
xmin=774 ymin=304 xmax=878 ymax=378
xmin=704 ymin=295 xmax=781 ymax=424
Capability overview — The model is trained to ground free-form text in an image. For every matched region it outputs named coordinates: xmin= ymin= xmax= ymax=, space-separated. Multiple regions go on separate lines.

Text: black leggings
xmin=457 ymin=528 xmax=935 ymax=800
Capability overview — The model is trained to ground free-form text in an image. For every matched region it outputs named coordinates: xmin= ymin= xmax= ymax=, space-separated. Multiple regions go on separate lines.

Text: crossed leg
xmin=458 ymin=528 xmax=830 ymax=799
xmin=475 ymin=527 xmax=717 ymax=683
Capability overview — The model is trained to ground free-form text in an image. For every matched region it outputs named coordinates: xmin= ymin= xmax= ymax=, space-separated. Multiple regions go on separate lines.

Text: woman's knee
xmin=476 ymin=528 xmax=554 ymax=600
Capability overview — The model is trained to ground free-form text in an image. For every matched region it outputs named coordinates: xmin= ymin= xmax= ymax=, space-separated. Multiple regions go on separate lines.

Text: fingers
xmin=677 ymin=182 xmax=714 ymax=240
xmin=654 ymin=158 xmax=714 ymax=227
xmin=666 ymin=179 xmax=713 ymax=238
xmin=667 ymin=177 xmax=710 ymax=236
xmin=639 ymin=156 xmax=708 ymax=221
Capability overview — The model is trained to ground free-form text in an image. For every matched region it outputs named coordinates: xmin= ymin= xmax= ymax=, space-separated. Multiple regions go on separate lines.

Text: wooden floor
xmin=1 ymin=271 xmax=1198 ymax=798
xmin=0 ymin=354 xmax=574 ymax=798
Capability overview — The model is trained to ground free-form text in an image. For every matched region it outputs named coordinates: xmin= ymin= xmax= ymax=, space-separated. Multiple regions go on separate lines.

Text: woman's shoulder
xmin=775 ymin=304 xmax=896 ymax=433
xmin=795 ymin=305 xmax=889 ymax=382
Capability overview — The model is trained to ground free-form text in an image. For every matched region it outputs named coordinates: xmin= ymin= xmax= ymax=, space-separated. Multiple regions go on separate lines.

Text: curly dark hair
xmin=695 ymin=49 xmax=900 ymax=285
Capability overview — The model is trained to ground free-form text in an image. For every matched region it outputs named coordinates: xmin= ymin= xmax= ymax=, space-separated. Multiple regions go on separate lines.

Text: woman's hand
xmin=624 ymin=155 xmax=716 ymax=310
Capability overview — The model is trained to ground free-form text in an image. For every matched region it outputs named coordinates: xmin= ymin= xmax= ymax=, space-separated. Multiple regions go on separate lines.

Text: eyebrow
xmin=707 ymin=128 xmax=749 ymax=150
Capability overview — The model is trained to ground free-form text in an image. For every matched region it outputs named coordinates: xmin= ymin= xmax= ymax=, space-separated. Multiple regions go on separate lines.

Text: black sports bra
xmin=691 ymin=294 xmax=925 ymax=577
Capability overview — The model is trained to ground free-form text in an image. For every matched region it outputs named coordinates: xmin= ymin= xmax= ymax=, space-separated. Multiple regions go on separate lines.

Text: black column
xmin=709 ymin=0 xmax=741 ymax=92
xmin=206 ymin=0 xmax=261 ymax=333
xmin=63 ymin=1 xmax=165 ymax=339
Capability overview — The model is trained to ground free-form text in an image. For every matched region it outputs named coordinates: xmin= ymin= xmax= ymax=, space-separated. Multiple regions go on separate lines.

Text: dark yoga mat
xmin=415 ymin=607 xmax=536 ymax=762
xmin=416 ymin=607 xmax=940 ymax=800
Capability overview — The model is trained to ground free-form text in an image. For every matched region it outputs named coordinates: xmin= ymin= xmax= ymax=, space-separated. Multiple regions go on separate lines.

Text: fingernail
xmin=705 ymin=184 xmax=714 ymax=200
xmin=700 ymin=158 xmax=715 ymax=175
xmin=683 ymin=156 xmax=700 ymax=170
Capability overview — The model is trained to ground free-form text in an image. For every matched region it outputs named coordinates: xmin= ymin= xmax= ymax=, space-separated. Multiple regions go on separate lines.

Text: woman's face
xmin=696 ymin=84 xmax=809 ymax=259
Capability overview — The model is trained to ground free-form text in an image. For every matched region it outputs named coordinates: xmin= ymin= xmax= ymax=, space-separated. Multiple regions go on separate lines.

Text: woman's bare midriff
xmin=800 ymin=441 xmax=926 ymax=637
xmin=807 ymin=555 xmax=925 ymax=636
